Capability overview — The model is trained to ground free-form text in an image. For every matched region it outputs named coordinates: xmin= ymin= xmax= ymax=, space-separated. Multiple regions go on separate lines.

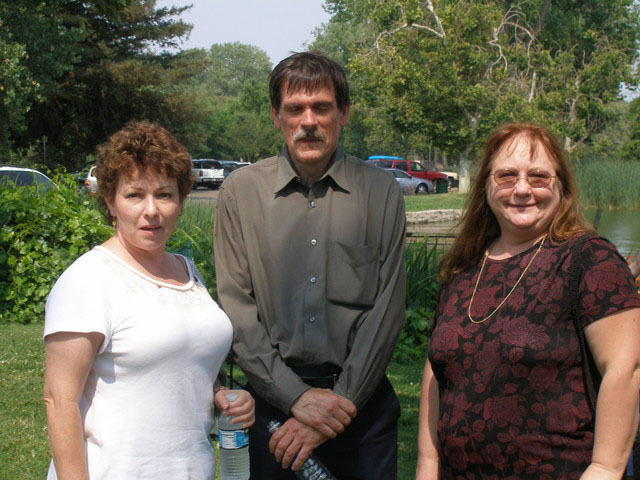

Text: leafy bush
xmin=0 ymin=176 xmax=112 ymax=324
xmin=394 ymin=307 xmax=434 ymax=363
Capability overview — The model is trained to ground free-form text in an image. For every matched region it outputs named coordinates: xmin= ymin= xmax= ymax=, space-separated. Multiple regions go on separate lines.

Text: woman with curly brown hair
xmin=417 ymin=123 xmax=640 ymax=479
xmin=43 ymin=121 xmax=254 ymax=479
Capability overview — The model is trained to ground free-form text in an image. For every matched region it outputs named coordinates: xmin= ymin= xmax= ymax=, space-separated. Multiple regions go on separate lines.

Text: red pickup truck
xmin=366 ymin=156 xmax=448 ymax=187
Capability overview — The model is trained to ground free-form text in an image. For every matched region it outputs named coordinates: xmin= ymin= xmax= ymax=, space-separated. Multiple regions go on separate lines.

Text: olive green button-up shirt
xmin=214 ymin=147 xmax=406 ymax=414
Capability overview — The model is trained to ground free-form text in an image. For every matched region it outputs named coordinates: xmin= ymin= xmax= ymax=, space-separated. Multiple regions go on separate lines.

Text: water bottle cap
xmin=225 ymin=392 xmax=239 ymax=402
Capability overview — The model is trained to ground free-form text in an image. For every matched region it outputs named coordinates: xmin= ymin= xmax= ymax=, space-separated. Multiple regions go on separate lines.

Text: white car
xmin=76 ymin=165 xmax=98 ymax=195
xmin=192 ymin=159 xmax=224 ymax=189
xmin=0 ymin=166 xmax=55 ymax=189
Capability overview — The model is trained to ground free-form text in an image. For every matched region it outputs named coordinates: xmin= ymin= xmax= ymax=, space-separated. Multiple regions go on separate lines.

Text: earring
xmin=112 ymin=217 xmax=117 ymax=228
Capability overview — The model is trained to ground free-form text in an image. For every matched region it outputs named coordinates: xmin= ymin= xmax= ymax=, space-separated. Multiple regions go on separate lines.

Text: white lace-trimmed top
xmin=44 ymin=246 xmax=232 ymax=480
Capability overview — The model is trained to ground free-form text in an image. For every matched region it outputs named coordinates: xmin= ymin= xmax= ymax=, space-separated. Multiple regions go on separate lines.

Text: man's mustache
xmin=293 ymin=130 xmax=326 ymax=142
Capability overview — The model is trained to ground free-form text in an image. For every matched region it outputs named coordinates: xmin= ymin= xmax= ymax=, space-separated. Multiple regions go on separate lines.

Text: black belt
xmin=291 ymin=365 xmax=341 ymax=389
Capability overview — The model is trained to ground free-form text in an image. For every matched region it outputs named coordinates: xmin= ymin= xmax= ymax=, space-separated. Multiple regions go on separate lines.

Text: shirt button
xmin=310 ymin=276 xmax=317 ymax=283
xmin=309 ymin=316 xmax=316 ymax=323
xmin=310 ymin=201 xmax=317 ymax=208
xmin=310 ymin=239 xmax=317 ymax=246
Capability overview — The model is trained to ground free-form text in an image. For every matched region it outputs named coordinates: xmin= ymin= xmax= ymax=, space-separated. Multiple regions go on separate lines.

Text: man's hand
xmin=290 ymin=388 xmax=357 ymax=438
xmin=268 ymin=418 xmax=327 ymax=471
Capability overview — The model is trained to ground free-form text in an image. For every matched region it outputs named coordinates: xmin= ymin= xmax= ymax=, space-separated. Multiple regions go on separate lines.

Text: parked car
xmin=366 ymin=156 xmax=448 ymax=191
xmin=218 ymin=160 xmax=239 ymax=179
xmin=76 ymin=165 xmax=98 ymax=195
xmin=192 ymin=159 xmax=224 ymax=189
xmin=0 ymin=166 xmax=55 ymax=189
xmin=439 ymin=170 xmax=459 ymax=188
xmin=385 ymin=168 xmax=433 ymax=194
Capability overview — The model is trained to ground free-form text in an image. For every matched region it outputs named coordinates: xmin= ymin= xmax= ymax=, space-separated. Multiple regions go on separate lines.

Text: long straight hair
xmin=439 ymin=123 xmax=593 ymax=283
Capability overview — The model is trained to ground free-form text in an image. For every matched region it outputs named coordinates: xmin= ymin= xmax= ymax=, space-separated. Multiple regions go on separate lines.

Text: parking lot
xmin=188 ymin=187 xmax=219 ymax=205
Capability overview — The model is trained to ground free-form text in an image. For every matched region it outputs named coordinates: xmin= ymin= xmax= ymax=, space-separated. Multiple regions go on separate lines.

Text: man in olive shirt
xmin=214 ymin=51 xmax=406 ymax=479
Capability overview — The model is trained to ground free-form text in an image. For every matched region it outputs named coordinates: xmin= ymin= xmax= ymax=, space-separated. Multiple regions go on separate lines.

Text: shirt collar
xmin=273 ymin=146 xmax=351 ymax=194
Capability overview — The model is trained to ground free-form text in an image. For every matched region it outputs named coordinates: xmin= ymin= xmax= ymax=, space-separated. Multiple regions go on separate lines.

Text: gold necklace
xmin=467 ymin=234 xmax=547 ymax=324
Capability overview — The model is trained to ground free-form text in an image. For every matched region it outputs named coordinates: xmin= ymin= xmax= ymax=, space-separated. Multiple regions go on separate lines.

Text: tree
xmin=315 ymin=0 xmax=640 ymax=163
xmin=206 ymin=42 xmax=272 ymax=97
xmin=619 ymin=97 xmax=640 ymax=161
xmin=195 ymin=43 xmax=281 ymax=160
xmin=0 ymin=0 xmax=87 ymax=155
xmin=7 ymin=0 xmax=207 ymax=169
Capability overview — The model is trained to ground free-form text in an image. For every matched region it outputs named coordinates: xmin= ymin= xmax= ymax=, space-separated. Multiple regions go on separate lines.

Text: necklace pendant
xmin=467 ymin=234 xmax=547 ymax=324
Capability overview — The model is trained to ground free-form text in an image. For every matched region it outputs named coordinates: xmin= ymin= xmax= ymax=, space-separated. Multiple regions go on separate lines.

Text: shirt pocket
xmin=327 ymin=241 xmax=381 ymax=307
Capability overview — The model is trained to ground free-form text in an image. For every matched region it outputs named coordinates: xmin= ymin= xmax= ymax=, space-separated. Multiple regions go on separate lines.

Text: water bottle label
xmin=218 ymin=429 xmax=249 ymax=449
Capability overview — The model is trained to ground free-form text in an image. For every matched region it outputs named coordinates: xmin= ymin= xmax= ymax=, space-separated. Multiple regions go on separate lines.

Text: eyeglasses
xmin=490 ymin=169 xmax=556 ymax=188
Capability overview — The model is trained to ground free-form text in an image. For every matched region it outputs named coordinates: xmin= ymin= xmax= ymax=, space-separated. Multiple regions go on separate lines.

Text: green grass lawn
xmin=0 ymin=324 xmax=49 ymax=480
xmin=0 ymin=324 xmax=425 ymax=479
xmin=405 ymin=192 xmax=467 ymax=212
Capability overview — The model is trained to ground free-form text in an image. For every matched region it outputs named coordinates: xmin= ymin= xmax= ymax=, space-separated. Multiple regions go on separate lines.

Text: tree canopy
xmin=2 ymin=0 xmax=639 ymax=169
xmin=313 ymin=0 xmax=640 ymax=163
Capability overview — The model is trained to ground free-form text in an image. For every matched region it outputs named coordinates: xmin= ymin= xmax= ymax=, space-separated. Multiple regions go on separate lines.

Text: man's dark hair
xmin=269 ymin=51 xmax=350 ymax=112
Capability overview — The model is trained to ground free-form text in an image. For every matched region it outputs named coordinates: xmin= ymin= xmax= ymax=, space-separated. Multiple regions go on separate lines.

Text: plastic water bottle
xmin=218 ymin=392 xmax=250 ymax=480
xmin=267 ymin=420 xmax=336 ymax=480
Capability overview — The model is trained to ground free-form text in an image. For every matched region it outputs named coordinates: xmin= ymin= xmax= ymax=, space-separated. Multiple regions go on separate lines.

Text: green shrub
xmin=394 ymin=307 xmax=434 ymax=363
xmin=0 ymin=176 xmax=112 ymax=324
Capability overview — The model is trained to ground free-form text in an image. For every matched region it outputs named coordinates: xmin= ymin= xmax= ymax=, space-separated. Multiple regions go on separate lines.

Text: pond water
xmin=586 ymin=209 xmax=640 ymax=257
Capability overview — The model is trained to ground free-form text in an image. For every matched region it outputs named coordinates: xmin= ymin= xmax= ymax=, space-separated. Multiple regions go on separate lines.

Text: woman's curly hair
xmin=95 ymin=120 xmax=193 ymax=223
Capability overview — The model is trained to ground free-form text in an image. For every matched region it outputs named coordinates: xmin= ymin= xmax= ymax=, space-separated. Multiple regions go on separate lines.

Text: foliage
xmin=4 ymin=0 xmax=204 ymax=170
xmin=196 ymin=43 xmax=281 ymax=161
xmin=0 ymin=0 xmax=86 ymax=155
xmin=316 ymin=0 xmax=640 ymax=164
xmin=581 ymin=101 xmax=632 ymax=162
xmin=394 ymin=307 xmax=434 ymax=363
xmin=0 ymin=176 xmax=112 ymax=324
xmin=166 ymin=200 xmax=217 ymax=299
xmin=394 ymin=240 xmax=440 ymax=362
xmin=205 ymin=42 xmax=273 ymax=97
xmin=619 ymin=97 xmax=640 ymax=161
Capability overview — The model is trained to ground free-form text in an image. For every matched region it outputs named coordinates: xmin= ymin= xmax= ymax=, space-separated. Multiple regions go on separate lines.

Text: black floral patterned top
xmin=428 ymin=234 xmax=640 ymax=479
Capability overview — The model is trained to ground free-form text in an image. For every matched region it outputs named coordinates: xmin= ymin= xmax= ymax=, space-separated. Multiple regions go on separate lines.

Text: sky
xmin=157 ymin=0 xmax=331 ymax=64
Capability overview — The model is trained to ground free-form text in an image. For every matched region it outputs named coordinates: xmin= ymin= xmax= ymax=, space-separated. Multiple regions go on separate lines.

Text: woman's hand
xmin=580 ymin=462 xmax=628 ymax=479
xmin=214 ymin=389 xmax=255 ymax=429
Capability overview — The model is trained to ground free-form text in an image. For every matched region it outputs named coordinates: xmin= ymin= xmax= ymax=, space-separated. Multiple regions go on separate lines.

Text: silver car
xmin=385 ymin=168 xmax=433 ymax=194
xmin=0 ymin=165 xmax=55 ymax=189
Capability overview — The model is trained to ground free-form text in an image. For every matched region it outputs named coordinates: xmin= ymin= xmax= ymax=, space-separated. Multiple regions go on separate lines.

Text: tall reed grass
xmin=574 ymin=159 xmax=640 ymax=209
xmin=394 ymin=240 xmax=442 ymax=362
xmin=167 ymin=200 xmax=217 ymax=298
